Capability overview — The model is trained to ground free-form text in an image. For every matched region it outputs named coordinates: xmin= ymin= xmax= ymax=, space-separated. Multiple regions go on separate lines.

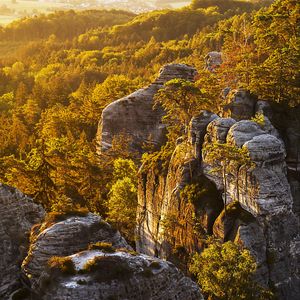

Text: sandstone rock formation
xmin=224 ymin=89 xmax=257 ymax=121
xmin=0 ymin=184 xmax=45 ymax=298
xmin=22 ymin=212 xmax=130 ymax=289
xmin=136 ymin=87 xmax=300 ymax=299
xmin=205 ymin=51 xmax=222 ymax=71
xmin=137 ymin=112 xmax=223 ymax=263
xmin=36 ymin=250 xmax=203 ymax=300
xmin=203 ymin=119 xmax=300 ymax=299
xmin=18 ymin=211 xmax=202 ymax=300
xmin=97 ymin=64 xmax=197 ymax=155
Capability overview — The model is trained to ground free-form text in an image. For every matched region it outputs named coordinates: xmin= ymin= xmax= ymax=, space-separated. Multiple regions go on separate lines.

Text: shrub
xmin=88 ymin=242 xmax=115 ymax=253
xmin=82 ymin=256 xmax=133 ymax=282
xmin=251 ymin=112 xmax=265 ymax=128
xmin=117 ymin=247 xmax=138 ymax=256
xmin=189 ymin=239 xmax=273 ymax=300
xmin=41 ymin=208 xmax=89 ymax=231
xmin=149 ymin=261 xmax=161 ymax=269
xmin=48 ymin=256 xmax=76 ymax=275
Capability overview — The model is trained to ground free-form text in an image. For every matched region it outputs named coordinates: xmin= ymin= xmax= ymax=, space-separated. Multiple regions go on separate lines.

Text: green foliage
xmin=0 ymin=0 xmax=297 ymax=225
xmin=82 ymin=255 xmax=133 ymax=282
xmin=111 ymin=158 xmax=138 ymax=183
xmin=88 ymin=242 xmax=115 ymax=253
xmin=154 ymin=78 xmax=210 ymax=132
xmin=204 ymin=142 xmax=252 ymax=170
xmin=251 ymin=112 xmax=265 ymax=128
xmin=106 ymin=158 xmax=138 ymax=242
xmin=0 ymin=10 xmax=135 ymax=41
xmin=48 ymin=256 xmax=76 ymax=275
xmin=41 ymin=208 xmax=89 ymax=231
xmin=180 ymin=183 xmax=210 ymax=206
xmin=190 ymin=0 xmax=272 ymax=13
xmin=141 ymin=139 xmax=175 ymax=174
xmin=248 ymin=0 xmax=300 ymax=106
xmin=189 ymin=239 xmax=273 ymax=300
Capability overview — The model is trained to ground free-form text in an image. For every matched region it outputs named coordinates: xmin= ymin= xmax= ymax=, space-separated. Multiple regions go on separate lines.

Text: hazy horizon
xmin=0 ymin=0 xmax=191 ymax=26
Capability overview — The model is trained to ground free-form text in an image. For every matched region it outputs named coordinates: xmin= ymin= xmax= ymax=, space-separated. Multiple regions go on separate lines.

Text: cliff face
xmin=97 ymin=63 xmax=197 ymax=155
xmin=22 ymin=211 xmax=202 ymax=300
xmin=203 ymin=117 xmax=299 ymax=299
xmin=22 ymin=212 xmax=130 ymax=289
xmin=36 ymin=249 xmax=202 ymax=300
xmin=0 ymin=184 xmax=45 ymax=298
xmin=0 ymin=186 xmax=203 ymax=299
xmin=135 ymin=87 xmax=300 ymax=299
xmin=136 ymin=111 xmax=222 ymax=262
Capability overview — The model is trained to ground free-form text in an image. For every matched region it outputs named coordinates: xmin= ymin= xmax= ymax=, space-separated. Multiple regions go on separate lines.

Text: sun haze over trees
xmin=0 ymin=0 xmax=298 ymax=257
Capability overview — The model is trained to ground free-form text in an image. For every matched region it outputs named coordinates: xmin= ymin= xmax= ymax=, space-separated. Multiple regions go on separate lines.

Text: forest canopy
xmin=0 ymin=0 xmax=299 ymax=239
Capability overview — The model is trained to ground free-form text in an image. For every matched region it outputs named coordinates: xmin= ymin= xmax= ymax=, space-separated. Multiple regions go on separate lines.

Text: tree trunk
xmin=223 ymin=164 xmax=227 ymax=215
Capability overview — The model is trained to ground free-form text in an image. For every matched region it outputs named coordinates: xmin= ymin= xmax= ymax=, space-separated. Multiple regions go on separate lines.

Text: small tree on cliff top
xmin=154 ymin=78 xmax=211 ymax=135
xmin=189 ymin=239 xmax=273 ymax=300
xmin=203 ymin=142 xmax=252 ymax=214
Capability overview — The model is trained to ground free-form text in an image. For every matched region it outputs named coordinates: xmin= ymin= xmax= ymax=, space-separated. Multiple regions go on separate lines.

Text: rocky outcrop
xmin=0 ymin=184 xmax=45 ymax=298
xmin=136 ymin=87 xmax=300 ymax=299
xmin=136 ymin=113 xmax=223 ymax=267
xmin=205 ymin=51 xmax=222 ymax=71
xmin=36 ymin=250 xmax=203 ymax=300
xmin=15 ymin=211 xmax=203 ymax=300
xmin=202 ymin=118 xmax=300 ymax=299
xmin=270 ymin=105 xmax=300 ymax=218
xmin=224 ymin=89 xmax=257 ymax=121
xmin=97 ymin=64 xmax=197 ymax=155
xmin=22 ymin=212 xmax=130 ymax=289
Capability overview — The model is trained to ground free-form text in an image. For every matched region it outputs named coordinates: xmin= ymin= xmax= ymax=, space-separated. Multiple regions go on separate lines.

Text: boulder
xmin=226 ymin=120 xmax=265 ymax=147
xmin=0 ymin=184 xmax=44 ymax=298
xmin=97 ymin=64 xmax=197 ymax=156
xmin=22 ymin=212 xmax=130 ymax=289
xmin=205 ymin=117 xmax=236 ymax=144
xmin=36 ymin=250 xmax=203 ymax=300
xmin=225 ymin=89 xmax=257 ymax=121
xmin=205 ymin=51 xmax=222 ymax=71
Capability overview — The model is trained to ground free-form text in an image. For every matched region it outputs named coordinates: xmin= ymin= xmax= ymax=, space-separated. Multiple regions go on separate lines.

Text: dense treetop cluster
xmin=0 ymin=0 xmax=298 ymax=233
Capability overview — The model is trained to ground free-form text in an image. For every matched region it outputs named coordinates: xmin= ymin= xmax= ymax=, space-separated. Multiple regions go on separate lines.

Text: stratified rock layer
xmin=37 ymin=250 xmax=203 ymax=300
xmin=136 ymin=88 xmax=299 ymax=299
xmin=22 ymin=213 xmax=129 ymax=289
xmin=0 ymin=184 xmax=45 ymax=298
xmin=202 ymin=119 xmax=300 ymax=299
xmin=97 ymin=64 xmax=197 ymax=155
xmin=137 ymin=112 xmax=223 ymax=264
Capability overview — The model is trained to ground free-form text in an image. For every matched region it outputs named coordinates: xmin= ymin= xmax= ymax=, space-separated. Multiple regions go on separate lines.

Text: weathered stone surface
xmin=189 ymin=111 xmax=218 ymax=159
xmin=226 ymin=120 xmax=265 ymax=148
xmin=22 ymin=213 xmax=130 ymax=289
xmin=225 ymin=89 xmax=257 ymax=121
xmin=36 ymin=250 xmax=203 ymax=300
xmin=0 ymin=184 xmax=45 ymax=298
xmin=205 ymin=51 xmax=222 ymax=71
xmin=137 ymin=141 xmax=222 ymax=268
xmin=205 ymin=117 xmax=236 ymax=143
xmin=136 ymin=169 xmax=166 ymax=257
xmin=202 ymin=118 xmax=300 ymax=299
xmin=234 ymin=222 xmax=269 ymax=285
xmin=97 ymin=64 xmax=197 ymax=155
xmin=21 ymin=212 xmax=203 ymax=300
xmin=255 ymin=100 xmax=273 ymax=119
